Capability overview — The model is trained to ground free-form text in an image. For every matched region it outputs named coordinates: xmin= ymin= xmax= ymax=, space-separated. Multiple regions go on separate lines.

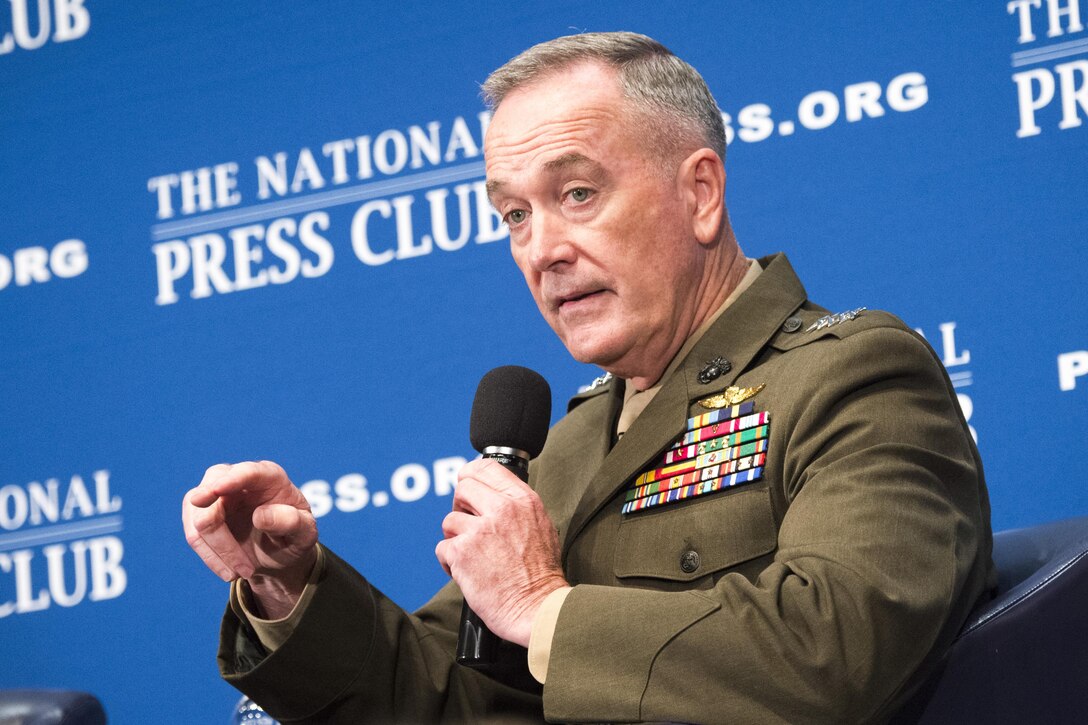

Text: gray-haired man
xmin=187 ymin=32 xmax=993 ymax=723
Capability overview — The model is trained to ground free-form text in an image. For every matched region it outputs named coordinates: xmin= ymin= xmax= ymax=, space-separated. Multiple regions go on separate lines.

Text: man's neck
xmin=626 ymin=248 xmax=753 ymax=391
xmin=614 ymin=256 xmax=762 ymax=437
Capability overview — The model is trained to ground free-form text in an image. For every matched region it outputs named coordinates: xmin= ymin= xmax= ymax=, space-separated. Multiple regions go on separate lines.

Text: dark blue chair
xmin=895 ymin=515 xmax=1088 ymax=723
xmin=0 ymin=690 xmax=106 ymax=724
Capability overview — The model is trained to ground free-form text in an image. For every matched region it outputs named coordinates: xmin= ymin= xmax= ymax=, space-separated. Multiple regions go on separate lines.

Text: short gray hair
xmin=482 ymin=31 xmax=727 ymax=162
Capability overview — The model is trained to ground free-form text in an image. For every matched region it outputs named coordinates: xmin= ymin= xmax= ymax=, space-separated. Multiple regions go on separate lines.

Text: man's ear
xmin=679 ymin=149 xmax=726 ymax=246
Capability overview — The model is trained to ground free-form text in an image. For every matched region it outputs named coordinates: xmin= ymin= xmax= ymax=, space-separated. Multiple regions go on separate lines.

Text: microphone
xmin=456 ymin=365 xmax=551 ymax=669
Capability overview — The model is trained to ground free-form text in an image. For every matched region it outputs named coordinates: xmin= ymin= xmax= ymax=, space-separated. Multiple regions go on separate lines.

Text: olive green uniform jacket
xmin=219 ymin=254 xmax=994 ymax=724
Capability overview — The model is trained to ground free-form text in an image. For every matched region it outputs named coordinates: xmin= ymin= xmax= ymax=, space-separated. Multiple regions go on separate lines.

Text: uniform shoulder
xmin=566 ymin=371 xmax=616 ymax=413
xmin=770 ymin=306 xmax=917 ymax=352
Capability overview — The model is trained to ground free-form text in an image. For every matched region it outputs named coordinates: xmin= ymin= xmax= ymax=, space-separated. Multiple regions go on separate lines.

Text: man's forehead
xmin=541 ymin=152 xmax=606 ymax=174
xmin=485 ymin=69 xmax=631 ymax=193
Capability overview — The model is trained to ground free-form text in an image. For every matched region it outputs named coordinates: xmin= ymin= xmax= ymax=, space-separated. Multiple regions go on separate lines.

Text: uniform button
xmin=782 ymin=316 xmax=802 ymax=333
xmin=680 ymin=550 xmax=700 ymax=573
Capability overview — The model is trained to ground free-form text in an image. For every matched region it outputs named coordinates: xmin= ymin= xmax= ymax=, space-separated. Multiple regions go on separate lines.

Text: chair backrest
xmin=893 ymin=515 xmax=1088 ymax=723
xmin=0 ymin=689 xmax=106 ymax=725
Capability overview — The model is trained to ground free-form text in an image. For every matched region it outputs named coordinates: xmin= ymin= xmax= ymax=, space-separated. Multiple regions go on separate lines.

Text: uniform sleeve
xmin=218 ymin=547 xmax=543 ymax=723
xmin=229 ymin=546 xmax=327 ymax=652
xmin=542 ymin=327 xmax=992 ymax=724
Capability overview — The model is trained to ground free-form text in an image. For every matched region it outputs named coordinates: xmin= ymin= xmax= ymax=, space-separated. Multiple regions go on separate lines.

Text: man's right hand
xmin=183 ymin=461 xmax=319 ymax=619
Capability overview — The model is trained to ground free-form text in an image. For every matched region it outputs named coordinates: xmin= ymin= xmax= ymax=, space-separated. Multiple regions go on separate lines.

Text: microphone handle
xmin=455 ymin=452 xmax=529 ymax=669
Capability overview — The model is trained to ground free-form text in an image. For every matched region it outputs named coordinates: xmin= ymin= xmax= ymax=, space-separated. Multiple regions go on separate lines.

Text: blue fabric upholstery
xmin=0 ymin=690 xmax=106 ymax=724
xmin=894 ymin=515 xmax=1088 ymax=723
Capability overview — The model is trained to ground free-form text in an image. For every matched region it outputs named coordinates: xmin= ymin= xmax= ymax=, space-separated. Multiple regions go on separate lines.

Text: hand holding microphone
xmin=435 ymin=366 xmax=569 ymax=661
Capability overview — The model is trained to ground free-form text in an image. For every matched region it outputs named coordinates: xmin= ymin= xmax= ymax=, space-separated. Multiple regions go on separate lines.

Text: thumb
xmin=253 ymin=504 xmax=317 ymax=544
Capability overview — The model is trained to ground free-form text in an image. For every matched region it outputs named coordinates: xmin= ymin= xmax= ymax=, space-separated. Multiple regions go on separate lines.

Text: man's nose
xmin=526 ymin=212 xmax=576 ymax=272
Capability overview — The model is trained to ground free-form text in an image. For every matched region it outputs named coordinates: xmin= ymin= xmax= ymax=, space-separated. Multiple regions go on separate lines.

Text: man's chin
xmin=561 ymin=336 xmax=625 ymax=371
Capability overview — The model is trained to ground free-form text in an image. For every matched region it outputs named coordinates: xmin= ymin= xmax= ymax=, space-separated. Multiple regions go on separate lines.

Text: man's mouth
xmin=556 ymin=289 xmax=606 ymax=310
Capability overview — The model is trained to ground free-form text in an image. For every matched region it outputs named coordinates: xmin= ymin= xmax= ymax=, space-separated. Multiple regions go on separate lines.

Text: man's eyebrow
xmin=486 ymin=153 xmax=607 ymax=203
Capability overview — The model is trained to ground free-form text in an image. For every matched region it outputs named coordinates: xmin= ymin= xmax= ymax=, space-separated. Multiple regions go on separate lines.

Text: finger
xmin=188 ymin=531 xmax=240 ymax=582
xmin=207 ymin=460 xmax=289 ymax=500
xmin=434 ymin=538 xmax=454 ymax=577
xmin=451 ymin=477 xmax=478 ymax=516
xmin=253 ymin=504 xmax=318 ymax=548
xmin=188 ymin=464 xmax=233 ymax=507
xmin=440 ymin=510 xmax=477 ymax=539
xmin=182 ymin=490 xmax=238 ymax=581
xmin=452 ymin=473 xmax=523 ymax=517
xmin=191 ymin=500 xmax=257 ymax=579
xmin=459 ymin=458 xmax=535 ymax=497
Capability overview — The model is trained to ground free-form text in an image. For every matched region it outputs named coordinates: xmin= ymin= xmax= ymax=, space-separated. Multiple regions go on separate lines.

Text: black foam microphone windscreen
xmin=469 ymin=365 xmax=551 ymax=459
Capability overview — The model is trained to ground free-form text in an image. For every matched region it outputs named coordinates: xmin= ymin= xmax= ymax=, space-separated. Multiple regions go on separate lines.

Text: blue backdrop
xmin=2 ymin=2 xmax=1086 ymax=721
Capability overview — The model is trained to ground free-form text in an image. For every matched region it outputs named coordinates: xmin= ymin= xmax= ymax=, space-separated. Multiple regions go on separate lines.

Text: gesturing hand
xmin=182 ymin=460 xmax=318 ymax=618
xmin=435 ymin=458 xmax=569 ymax=648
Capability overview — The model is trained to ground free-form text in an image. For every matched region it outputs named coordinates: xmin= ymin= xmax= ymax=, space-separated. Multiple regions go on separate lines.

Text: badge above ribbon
xmin=621 ymin=387 xmax=770 ymax=515
xmin=697 ymin=384 xmax=765 ymax=410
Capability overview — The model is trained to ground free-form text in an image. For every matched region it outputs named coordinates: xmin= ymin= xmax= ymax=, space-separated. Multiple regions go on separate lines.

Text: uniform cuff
xmin=230 ymin=545 xmax=326 ymax=652
xmin=528 ymin=586 xmax=572 ymax=683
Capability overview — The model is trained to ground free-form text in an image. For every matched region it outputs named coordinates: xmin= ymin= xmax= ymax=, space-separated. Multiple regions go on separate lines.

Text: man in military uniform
xmin=183 ymin=32 xmax=993 ymax=723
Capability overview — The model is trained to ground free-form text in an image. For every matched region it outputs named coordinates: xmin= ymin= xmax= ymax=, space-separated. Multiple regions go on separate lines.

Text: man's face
xmin=484 ymin=62 xmax=707 ymax=382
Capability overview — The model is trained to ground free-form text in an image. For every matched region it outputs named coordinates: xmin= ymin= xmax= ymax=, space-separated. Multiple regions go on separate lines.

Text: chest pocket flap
xmin=614 ymin=487 xmax=777 ymax=582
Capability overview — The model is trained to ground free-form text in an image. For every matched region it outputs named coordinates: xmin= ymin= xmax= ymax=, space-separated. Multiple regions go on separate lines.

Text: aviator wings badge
xmin=698 ymin=383 xmax=765 ymax=409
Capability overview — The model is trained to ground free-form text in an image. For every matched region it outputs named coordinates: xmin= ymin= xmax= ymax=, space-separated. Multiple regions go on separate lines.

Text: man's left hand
xmin=435 ymin=458 xmax=569 ymax=648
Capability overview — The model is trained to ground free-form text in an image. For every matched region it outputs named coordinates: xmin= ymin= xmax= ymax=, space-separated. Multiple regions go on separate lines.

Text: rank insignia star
xmin=698 ymin=383 xmax=766 ymax=409
xmin=806 ymin=307 xmax=867 ymax=333
xmin=578 ymin=372 xmax=613 ymax=393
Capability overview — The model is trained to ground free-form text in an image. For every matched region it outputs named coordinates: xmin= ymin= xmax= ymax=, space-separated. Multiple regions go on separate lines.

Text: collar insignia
xmin=697 ymin=356 xmax=732 ymax=384
xmin=698 ymin=384 xmax=765 ymax=409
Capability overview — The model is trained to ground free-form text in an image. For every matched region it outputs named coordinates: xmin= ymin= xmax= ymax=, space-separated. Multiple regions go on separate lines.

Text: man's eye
xmin=569 ymin=188 xmax=591 ymax=203
xmin=506 ymin=209 xmax=527 ymax=225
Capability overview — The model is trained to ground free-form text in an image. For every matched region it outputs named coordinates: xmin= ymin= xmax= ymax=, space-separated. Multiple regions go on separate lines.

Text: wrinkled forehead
xmin=483 ymin=63 xmax=631 ymax=178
